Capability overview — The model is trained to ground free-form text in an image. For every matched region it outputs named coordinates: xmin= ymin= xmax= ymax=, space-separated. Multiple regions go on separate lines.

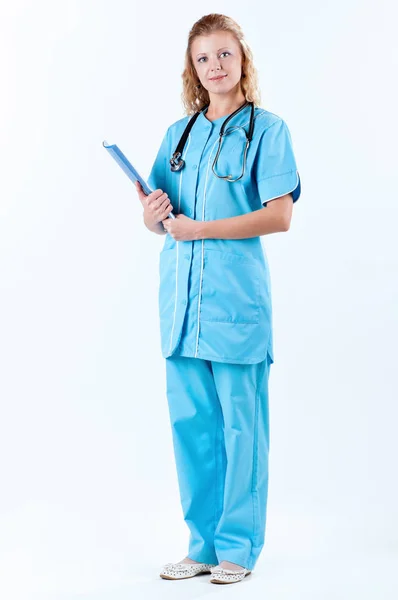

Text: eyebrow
xmin=196 ymin=47 xmax=231 ymax=57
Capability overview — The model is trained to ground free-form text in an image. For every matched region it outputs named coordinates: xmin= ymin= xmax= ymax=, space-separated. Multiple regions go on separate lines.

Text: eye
xmin=197 ymin=51 xmax=230 ymax=63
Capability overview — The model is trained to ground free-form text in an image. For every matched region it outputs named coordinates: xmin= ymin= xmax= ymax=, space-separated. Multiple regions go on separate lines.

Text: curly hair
xmin=181 ymin=14 xmax=261 ymax=115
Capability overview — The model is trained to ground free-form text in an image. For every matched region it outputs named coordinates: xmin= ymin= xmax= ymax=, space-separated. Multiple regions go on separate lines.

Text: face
xmin=191 ymin=31 xmax=243 ymax=95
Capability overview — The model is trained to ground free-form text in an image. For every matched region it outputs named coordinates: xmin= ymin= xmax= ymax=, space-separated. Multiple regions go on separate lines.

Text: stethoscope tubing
xmin=169 ymin=101 xmax=255 ymax=180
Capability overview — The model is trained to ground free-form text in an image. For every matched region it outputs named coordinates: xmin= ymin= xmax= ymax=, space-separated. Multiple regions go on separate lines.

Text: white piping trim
xmin=194 ymin=138 xmax=220 ymax=357
xmin=168 ymin=132 xmax=192 ymax=354
xmin=176 ymin=110 xmax=268 ymax=356
xmin=261 ymin=170 xmax=300 ymax=205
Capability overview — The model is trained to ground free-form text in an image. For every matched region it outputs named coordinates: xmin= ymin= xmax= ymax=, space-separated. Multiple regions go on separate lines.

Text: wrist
xmin=154 ymin=220 xmax=167 ymax=235
xmin=144 ymin=215 xmax=165 ymax=235
xmin=195 ymin=220 xmax=208 ymax=240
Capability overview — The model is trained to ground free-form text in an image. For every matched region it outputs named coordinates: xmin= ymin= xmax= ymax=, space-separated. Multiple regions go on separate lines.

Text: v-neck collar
xmin=199 ymin=103 xmax=251 ymax=128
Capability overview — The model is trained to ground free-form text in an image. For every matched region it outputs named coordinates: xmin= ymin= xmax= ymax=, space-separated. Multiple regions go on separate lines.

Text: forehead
xmin=191 ymin=31 xmax=238 ymax=55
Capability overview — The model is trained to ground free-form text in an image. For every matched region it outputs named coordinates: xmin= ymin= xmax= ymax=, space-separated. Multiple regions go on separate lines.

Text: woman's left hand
xmin=162 ymin=214 xmax=201 ymax=241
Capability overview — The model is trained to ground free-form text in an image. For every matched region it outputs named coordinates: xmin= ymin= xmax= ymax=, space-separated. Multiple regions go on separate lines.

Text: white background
xmin=1 ymin=1 xmax=397 ymax=598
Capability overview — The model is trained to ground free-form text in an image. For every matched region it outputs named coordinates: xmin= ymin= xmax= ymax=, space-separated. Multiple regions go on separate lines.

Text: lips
xmin=209 ymin=74 xmax=227 ymax=81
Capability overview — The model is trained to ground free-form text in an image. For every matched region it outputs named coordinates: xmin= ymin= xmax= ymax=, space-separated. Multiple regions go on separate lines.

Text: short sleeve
xmin=255 ymin=118 xmax=301 ymax=206
xmin=147 ymin=127 xmax=170 ymax=192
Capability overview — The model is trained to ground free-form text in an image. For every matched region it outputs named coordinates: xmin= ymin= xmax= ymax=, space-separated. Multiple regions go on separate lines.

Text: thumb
xmin=135 ymin=181 xmax=146 ymax=203
xmin=135 ymin=180 xmax=145 ymax=193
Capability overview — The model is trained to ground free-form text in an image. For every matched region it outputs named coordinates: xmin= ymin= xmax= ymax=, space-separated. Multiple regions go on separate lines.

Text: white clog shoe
xmin=160 ymin=561 xmax=217 ymax=580
xmin=209 ymin=565 xmax=252 ymax=584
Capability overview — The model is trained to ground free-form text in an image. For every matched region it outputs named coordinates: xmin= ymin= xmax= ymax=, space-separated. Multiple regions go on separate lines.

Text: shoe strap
xmin=211 ymin=566 xmax=247 ymax=574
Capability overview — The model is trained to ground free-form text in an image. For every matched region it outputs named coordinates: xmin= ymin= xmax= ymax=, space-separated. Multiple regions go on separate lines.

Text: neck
xmin=205 ymin=88 xmax=247 ymax=120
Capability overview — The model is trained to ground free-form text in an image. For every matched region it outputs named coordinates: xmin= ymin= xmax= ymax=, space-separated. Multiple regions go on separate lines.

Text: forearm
xmin=196 ymin=206 xmax=288 ymax=240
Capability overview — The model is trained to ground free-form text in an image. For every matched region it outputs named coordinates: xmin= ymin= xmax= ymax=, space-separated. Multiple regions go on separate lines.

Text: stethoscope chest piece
xmin=170 ymin=152 xmax=185 ymax=172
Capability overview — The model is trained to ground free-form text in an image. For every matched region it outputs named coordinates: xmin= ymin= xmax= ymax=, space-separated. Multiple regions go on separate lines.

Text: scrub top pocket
xmin=200 ymin=249 xmax=260 ymax=324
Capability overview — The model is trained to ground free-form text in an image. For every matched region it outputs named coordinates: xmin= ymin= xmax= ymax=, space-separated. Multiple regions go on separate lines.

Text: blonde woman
xmin=135 ymin=13 xmax=301 ymax=585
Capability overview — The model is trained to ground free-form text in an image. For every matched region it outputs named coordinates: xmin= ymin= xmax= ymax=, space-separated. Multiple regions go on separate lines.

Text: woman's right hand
xmin=135 ymin=181 xmax=173 ymax=230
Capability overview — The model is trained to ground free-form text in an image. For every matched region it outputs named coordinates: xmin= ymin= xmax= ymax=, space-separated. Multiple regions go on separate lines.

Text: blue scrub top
xmin=148 ymin=104 xmax=301 ymax=365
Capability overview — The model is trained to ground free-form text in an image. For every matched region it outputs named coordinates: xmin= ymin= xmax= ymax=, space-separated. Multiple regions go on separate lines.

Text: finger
xmin=152 ymin=198 xmax=169 ymax=219
xmin=136 ymin=185 xmax=149 ymax=206
xmin=155 ymin=195 xmax=171 ymax=213
xmin=154 ymin=192 xmax=169 ymax=210
xmin=147 ymin=189 xmax=164 ymax=206
xmin=137 ymin=192 xmax=146 ymax=206
xmin=158 ymin=200 xmax=173 ymax=219
xmin=159 ymin=195 xmax=172 ymax=209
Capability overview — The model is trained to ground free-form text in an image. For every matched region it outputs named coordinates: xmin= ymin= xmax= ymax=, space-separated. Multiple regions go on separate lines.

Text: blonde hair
xmin=181 ymin=14 xmax=261 ymax=115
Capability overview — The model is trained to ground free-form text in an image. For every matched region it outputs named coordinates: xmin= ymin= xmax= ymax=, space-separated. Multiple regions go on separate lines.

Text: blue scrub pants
xmin=165 ymin=353 xmax=272 ymax=571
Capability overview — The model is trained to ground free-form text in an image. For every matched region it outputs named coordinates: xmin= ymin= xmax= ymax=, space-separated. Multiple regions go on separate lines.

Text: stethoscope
xmin=169 ymin=100 xmax=255 ymax=182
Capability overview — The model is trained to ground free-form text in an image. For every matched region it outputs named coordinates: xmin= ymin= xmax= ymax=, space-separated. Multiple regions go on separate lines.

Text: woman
xmin=135 ymin=13 xmax=301 ymax=585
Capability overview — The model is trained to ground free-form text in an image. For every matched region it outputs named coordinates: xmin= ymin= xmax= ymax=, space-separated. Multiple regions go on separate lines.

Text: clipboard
xmin=102 ymin=140 xmax=175 ymax=219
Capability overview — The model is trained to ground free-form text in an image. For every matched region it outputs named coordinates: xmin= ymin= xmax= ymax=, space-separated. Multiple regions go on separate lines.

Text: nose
xmin=208 ymin=56 xmax=222 ymax=72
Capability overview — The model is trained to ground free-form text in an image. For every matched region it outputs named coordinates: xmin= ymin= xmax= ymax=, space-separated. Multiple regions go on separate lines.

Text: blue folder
xmin=103 ymin=140 xmax=175 ymax=219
